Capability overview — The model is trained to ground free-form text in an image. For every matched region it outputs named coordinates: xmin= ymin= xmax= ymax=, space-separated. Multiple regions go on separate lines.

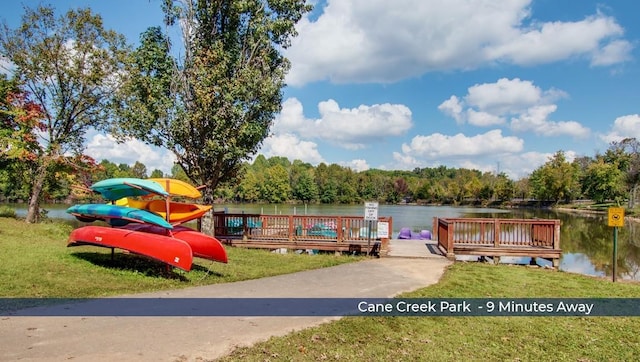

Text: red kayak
xmin=68 ymin=226 xmax=194 ymax=271
xmin=119 ymin=224 xmax=228 ymax=264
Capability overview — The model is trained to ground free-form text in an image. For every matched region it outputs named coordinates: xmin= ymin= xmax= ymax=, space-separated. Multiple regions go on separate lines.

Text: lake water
xmin=6 ymin=203 xmax=639 ymax=282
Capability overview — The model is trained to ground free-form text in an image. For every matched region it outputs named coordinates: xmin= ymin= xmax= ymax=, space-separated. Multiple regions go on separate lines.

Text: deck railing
xmin=213 ymin=212 xmax=392 ymax=251
xmin=434 ymin=217 xmax=561 ymax=261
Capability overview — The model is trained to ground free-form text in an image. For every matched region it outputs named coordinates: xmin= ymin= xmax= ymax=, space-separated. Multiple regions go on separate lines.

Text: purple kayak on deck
xmin=397 ymin=227 xmax=431 ymax=240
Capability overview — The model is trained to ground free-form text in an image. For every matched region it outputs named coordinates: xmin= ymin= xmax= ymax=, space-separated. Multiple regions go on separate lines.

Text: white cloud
xmin=390 ymin=152 xmax=422 ymax=171
xmin=510 ymin=105 xmax=590 ymax=138
xmin=260 ymin=133 xmax=325 ymax=164
xmin=286 ymin=0 xmax=632 ymax=86
xmin=437 ymin=95 xmax=464 ymax=123
xmin=464 ymin=78 xmax=563 ymax=115
xmin=399 ymin=129 xmax=524 ymax=159
xmin=391 ymin=146 xmax=555 ymax=180
xmin=85 ymin=134 xmax=176 ymax=175
xmin=273 ymin=97 xmax=413 ymax=149
xmin=486 ymin=13 xmax=628 ymax=65
xmin=495 ymin=151 xmax=554 ymax=179
xmin=600 ymin=114 xmax=640 ymax=143
xmin=339 ymin=159 xmax=370 ymax=172
xmin=439 ymin=78 xmax=590 ymax=138
xmin=591 ymin=39 xmax=634 ymax=66
xmin=466 ymin=109 xmax=505 ymax=127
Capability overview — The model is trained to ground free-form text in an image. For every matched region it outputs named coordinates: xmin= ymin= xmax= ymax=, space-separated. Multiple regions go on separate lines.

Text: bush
xmin=0 ymin=206 xmax=17 ymax=218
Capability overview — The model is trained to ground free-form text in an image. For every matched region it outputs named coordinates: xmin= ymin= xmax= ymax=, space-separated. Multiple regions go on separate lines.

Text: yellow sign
xmin=608 ymin=207 xmax=625 ymax=227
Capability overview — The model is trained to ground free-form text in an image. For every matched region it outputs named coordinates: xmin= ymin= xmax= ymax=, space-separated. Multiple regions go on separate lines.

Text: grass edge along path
xmin=0 ymin=217 xmax=364 ymax=298
xmin=220 ymin=263 xmax=640 ymax=362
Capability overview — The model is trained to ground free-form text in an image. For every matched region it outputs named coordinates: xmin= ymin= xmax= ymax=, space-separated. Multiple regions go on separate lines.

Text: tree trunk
xmin=200 ymin=186 xmax=216 ymax=236
xmin=25 ymin=163 xmax=48 ymax=223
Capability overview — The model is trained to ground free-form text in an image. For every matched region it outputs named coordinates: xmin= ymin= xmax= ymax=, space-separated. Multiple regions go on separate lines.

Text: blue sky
xmin=3 ymin=0 xmax=639 ymax=179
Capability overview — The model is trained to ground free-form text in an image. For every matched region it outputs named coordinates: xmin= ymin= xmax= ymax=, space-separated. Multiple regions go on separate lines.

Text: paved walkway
xmin=1 ymin=240 xmax=450 ymax=362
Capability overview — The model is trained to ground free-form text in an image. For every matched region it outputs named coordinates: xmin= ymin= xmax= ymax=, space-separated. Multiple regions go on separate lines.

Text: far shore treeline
xmin=1 ymin=138 xmax=638 ymax=209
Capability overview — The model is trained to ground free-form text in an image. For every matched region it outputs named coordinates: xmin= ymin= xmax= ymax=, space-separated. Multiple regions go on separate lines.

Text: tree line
xmin=1 ymin=138 xmax=638 ymax=208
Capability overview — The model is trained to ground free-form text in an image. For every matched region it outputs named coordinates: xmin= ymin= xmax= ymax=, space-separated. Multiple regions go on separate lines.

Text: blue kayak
xmin=67 ymin=204 xmax=173 ymax=229
xmin=90 ymin=178 xmax=169 ymax=201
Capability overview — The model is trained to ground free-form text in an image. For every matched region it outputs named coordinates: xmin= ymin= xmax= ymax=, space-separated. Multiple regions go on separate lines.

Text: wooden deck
xmin=210 ymin=212 xmax=562 ymax=265
xmin=433 ymin=217 xmax=562 ymax=267
xmin=212 ymin=212 xmax=392 ymax=255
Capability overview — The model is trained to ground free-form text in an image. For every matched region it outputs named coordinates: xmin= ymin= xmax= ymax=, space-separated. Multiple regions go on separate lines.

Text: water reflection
xmin=4 ymin=203 xmax=639 ymax=281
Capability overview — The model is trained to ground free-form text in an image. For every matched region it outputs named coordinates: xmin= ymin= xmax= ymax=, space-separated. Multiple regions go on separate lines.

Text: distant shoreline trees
xmin=1 ymin=140 xmax=638 ymax=209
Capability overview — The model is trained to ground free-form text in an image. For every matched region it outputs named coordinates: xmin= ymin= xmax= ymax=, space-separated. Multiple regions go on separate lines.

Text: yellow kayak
xmin=148 ymin=178 xmax=202 ymax=199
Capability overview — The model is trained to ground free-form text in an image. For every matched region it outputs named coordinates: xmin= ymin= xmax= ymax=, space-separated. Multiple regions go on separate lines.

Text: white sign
xmin=377 ymin=221 xmax=389 ymax=238
xmin=364 ymin=201 xmax=378 ymax=221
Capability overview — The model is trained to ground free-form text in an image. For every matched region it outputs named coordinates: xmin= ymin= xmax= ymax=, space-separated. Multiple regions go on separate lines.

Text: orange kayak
xmin=116 ymin=198 xmax=212 ymax=224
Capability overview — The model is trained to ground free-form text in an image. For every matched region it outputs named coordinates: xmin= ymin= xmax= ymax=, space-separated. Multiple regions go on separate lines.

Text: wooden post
xmin=553 ymin=220 xmax=560 ymax=250
xmin=288 ymin=215 xmax=294 ymax=241
xmin=446 ymin=220 xmax=455 ymax=259
xmin=432 ymin=217 xmax=439 ymax=241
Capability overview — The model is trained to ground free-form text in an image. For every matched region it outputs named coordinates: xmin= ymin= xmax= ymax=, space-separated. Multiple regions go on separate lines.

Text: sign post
xmin=608 ymin=207 xmax=625 ymax=282
xmin=364 ymin=202 xmax=379 ymax=255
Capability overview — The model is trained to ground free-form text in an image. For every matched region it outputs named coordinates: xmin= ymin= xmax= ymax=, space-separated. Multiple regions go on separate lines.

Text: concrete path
xmin=1 ymin=242 xmax=450 ymax=362
xmin=386 ymin=238 xmax=445 ymax=259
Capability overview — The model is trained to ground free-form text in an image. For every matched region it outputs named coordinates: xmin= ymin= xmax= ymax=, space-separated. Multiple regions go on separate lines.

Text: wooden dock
xmin=433 ymin=217 xmax=562 ymax=267
xmin=212 ymin=212 xmax=392 ymax=255
xmin=210 ymin=212 xmax=562 ymax=266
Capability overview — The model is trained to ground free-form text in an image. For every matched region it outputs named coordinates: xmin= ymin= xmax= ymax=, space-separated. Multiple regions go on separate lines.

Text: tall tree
xmin=530 ymin=151 xmax=580 ymax=203
xmin=114 ymin=0 xmax=311 ymax=234
xmin=0 ymin=5 xmax=128 ymax=222
xmin=581 ymin=159 xmax=625 ymax=203
xmin=606 ymin=138 xmax=640 ymax=208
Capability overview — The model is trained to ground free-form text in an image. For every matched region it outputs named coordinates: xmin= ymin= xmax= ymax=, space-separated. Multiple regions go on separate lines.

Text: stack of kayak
xmin=66 ymin=177 xmax=227 ymax=271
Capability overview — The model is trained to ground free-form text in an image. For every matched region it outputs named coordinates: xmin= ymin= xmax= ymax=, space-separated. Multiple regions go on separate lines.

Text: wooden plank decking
xmin=433 ymin=217 xmax=562 ymax=266
xmin=213 ymin=212 xmax=390 ymax=255
xmin=210 ymin=212 xmax=562 ymax=266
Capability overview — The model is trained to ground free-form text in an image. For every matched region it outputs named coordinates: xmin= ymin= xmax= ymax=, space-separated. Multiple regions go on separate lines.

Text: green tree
xmin=494 ymin=173 xmax=515 ymax=201
xmin=261 ymin=164 xmax=291 ymax=203
xmin=0 ymin=5 xmax=127 ymax=222
xmin=115 ymin=0 xmax=311 ymax=234
xmin=131 ymin=161 xmax=148 ymax=179
xmin=606 ymin=138 xmax=640 ymax=208
xmin=237 ymin=168 xmax=262 ymax=202
xmin=170 ymin=164 xmax=191 ymax=183
xmin=320 ymin=180 xmax=338 ymax=204
xmin=581 ymin=159 xmax=625 ymax=203
xmin=112 ymin=26 xmax=175 ymax=148
xmin=150 ymin=169 xmax=164 ymax=178
xmin=292 ymin=168 xmax=318 ymax=203
xmin=530 ymin=151 xmax=580 ymax=203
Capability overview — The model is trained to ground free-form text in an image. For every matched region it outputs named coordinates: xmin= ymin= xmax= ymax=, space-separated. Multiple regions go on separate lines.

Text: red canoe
xmin=68 ymin=226 xmax=194 ymax=271
xmin=119 ymin=224 xmax=228 ymax=264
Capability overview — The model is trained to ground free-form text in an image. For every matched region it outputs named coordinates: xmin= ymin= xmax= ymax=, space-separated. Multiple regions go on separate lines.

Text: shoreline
xmin=554 ymin=207 xmax=640 ymax=224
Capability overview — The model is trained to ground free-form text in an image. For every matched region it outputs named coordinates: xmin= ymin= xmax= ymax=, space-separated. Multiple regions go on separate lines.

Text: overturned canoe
xmin=68 ymin=225 xmax=193 ymax=271
xmin=119 ymin=223 xmax=227 ymax=264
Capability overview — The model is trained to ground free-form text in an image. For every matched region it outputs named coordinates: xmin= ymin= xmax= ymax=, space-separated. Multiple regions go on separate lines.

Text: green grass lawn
xmin=220 ymin=263 xmax=640 ymax=362
xmin=0 ymin=217 xmax=363 ymax=297
xmin=3 ymin=216 xmax=640 ymax=361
